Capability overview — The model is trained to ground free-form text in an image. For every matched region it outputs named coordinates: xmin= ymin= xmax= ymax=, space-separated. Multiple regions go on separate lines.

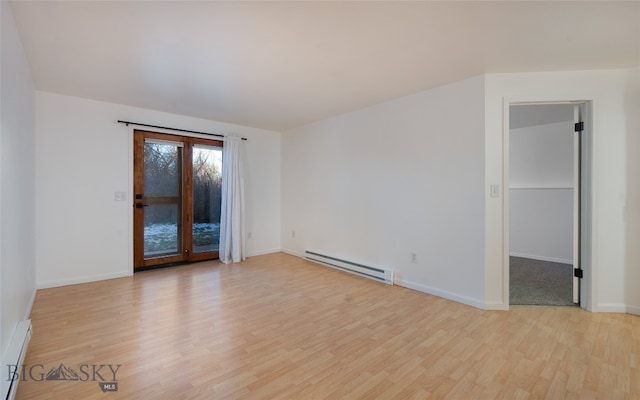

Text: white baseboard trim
xmin=280 ymin=248 xmax=304 ymax=259
xmin=37 ymin=271 xmax=132 ymax=289
xmin=509 ymin=252 xmax=572 ymax=265
xmin=394 ymin=278 xmax=486 ymax=310
xmin=626 ymin=305 xmax=640 ymax=316
xmin=593 ymin=303 xmax=628 ymax=313
xmin=483 ymin=300 xmax=509 ymax=311
xmin=247 ymin=248 xmax=282 ymax=257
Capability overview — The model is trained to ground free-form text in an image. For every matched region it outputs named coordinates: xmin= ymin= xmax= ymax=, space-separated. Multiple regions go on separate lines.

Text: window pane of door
xmin=143 ymin=203 xmax=181 ymax=257
xmin=192 ymin=145 xmax=222 ymax=253
xmin=143 ymin=141 xmax=183 ymax=259
xmin=144 ymin=142 xmax=181 ymax=197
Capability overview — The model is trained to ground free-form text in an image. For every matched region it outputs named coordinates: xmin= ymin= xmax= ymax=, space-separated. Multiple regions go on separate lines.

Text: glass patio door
xmin=133 ymin=130 xmax=223 ymax=269
xmin=191 ymin=144 xmax=223 ymax=255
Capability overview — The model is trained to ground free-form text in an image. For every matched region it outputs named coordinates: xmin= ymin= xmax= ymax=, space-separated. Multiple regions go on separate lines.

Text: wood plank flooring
xmin=16 ymin=253 xmax=640 ymax=399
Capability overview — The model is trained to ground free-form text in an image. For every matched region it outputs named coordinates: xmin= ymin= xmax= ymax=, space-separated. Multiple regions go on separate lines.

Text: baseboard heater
xmin=2 ymin=320 xmax=32 ymax=400
xmin=304 ymin=250 xmax=393 ymax=285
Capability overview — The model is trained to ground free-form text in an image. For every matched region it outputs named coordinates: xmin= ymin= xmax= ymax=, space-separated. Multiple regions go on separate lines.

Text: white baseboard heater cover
xmin=304 ymin=250 xmax=393 ymax=285
xmin=2 ymin=320 xmax=32 ymax=400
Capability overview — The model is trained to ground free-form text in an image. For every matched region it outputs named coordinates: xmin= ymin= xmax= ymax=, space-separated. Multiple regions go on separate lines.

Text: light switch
xmin=114 ymin=191 xmax=127 ymax=201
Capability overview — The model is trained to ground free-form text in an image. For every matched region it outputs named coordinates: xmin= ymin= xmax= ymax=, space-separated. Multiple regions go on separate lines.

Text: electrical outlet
xmin=248 ymin=232 xmax=252 ymax=239
xmin=410 ymin=253 xmax=417 ymax=263
xmin=291 ymin=230 xmax=296 ymax=238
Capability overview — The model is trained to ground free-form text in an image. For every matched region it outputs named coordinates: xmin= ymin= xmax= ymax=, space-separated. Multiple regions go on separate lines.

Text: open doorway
xmin=508 ymin=103 xmax=587 ymax=306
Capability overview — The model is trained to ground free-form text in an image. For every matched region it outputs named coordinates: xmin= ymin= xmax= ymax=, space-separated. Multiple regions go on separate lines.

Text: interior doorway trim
xmin=502 ymin=99 xmax=593 ymax=310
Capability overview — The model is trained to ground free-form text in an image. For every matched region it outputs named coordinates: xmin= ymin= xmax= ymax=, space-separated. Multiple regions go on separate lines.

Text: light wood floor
xmin=16 ymin=253 xmax=640 ymax=399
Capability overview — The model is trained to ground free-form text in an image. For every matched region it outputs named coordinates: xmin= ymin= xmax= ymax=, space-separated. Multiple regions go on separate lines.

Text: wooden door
xmin=133 ymin=130 xmax=223 ymax=269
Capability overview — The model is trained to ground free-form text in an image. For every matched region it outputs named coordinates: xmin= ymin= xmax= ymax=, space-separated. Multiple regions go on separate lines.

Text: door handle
xmin=135 ymin=203 xmax=149 ymax=208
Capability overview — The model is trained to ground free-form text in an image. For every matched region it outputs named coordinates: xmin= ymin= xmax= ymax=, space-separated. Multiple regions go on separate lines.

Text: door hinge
xmin=574 ymin=121 xmax=584 ymax=132
xmin=574 ymin=268 xmax=583 ymax=278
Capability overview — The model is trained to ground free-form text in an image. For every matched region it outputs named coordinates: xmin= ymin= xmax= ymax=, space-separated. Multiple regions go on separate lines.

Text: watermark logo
xmin=99 ymin=381 xmax=118 ymax=393
xmin=7 ymin=363 xmax=121 ymax=393
xmin=45 ymin=364 xmax=79 ymax=381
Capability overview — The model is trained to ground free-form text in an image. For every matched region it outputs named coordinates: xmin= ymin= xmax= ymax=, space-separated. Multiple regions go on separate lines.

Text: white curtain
xmin=219 ymin=136 xmax=246 ymax=263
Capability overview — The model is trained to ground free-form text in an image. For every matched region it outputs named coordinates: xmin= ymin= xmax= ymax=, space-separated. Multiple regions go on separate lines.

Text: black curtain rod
xmin=117 ymin=120 xmax=247 ymax=141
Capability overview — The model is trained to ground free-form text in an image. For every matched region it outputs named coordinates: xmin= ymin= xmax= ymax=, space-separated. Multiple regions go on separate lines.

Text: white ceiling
xmin=9 ymin=1 xmax=640 ymax=131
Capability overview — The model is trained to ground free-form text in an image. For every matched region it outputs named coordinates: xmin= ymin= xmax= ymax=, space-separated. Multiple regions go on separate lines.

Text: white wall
xmin=510 ymin=120 xmax=574 ymax=189
xmin=509 ymin=189 xmax=573 ymax=263
xmin=624 ymin=68 xmax=640 ymax=315
xmin=35 ymin=92 xmax=281 ymax=288
xmin=485 ymin=69 xmax=640 ymax=312
xmin=509 ymin=120 xmax=574 ymax=263
xmin=282 ymin=76 xmax=486 ymax=308
xmin=0 ymin=0 xmax=37 ymax=392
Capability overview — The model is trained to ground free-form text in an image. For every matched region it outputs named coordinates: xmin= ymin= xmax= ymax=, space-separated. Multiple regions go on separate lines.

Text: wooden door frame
xmin=133 ymin=130 xmax=223 ymax=270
